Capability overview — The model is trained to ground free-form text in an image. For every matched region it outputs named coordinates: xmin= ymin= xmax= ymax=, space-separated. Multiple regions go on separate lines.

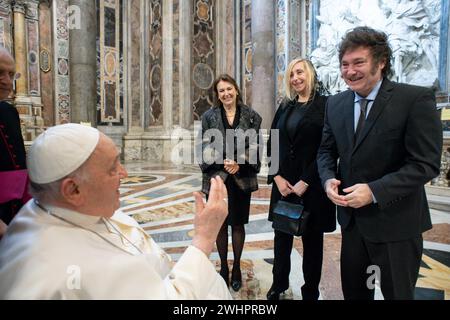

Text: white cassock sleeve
xmin=162 ymin=246 xmax=232 ymax=300
xmin=0 ymin=204 xmax=232 ymax=300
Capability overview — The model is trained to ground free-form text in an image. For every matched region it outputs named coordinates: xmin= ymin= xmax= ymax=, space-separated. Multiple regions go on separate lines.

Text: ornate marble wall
xmin=128 ymin=0 xmax=142 ymax=129
xmin=26 ymin=1 xmax=40 ymax=97
xmin=148 ymin=0 xmax=163 ymax=127
xmin=39 ymin=1 xmax=54 ymax=127
xmin=192 ymin=0 xmax=216 ymax=121
xmin=97 ymin=0 xmax=123 ymax=126
xmin=172 ymin=0 xmax=180 ymax=126
xmin=53 ymin=0 xmax=70 ymax=124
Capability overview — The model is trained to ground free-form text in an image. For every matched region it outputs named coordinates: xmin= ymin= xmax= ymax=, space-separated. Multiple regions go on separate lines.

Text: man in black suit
xmin=317 ymin=27 xmax=442 ymax=300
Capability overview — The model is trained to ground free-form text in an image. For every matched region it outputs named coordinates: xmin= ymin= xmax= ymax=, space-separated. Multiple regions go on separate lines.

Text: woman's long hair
xmin=284 ymin=58 xmax=320 ymax=102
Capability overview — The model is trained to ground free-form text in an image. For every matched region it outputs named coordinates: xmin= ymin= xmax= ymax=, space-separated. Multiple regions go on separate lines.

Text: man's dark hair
xmin=338 ymin=26 xmax=393 ymax=78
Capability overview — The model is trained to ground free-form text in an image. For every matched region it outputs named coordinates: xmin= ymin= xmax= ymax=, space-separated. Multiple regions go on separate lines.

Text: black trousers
xmin=341 ymin=219 xmax=423 ymax=300
xmin=271 ymin=229 xmax=324 ymax=300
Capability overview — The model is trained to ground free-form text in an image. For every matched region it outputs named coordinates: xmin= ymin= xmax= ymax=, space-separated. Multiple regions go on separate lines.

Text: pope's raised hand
xmin=192 ymin=176 xmax=228 ymax=256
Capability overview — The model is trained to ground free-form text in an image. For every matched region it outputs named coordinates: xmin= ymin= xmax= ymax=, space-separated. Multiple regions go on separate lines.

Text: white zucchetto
xmin=27 ymin=123 xmax=100 ymax=184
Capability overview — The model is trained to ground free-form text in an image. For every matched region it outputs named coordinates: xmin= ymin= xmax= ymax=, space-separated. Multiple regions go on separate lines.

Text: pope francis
xmin=0 ymin=123 xmax=232 ymax=299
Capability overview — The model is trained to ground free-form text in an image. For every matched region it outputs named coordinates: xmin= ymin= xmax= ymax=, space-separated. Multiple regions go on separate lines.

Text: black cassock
xmin=0 ymin=101 xmax=27 ymax=224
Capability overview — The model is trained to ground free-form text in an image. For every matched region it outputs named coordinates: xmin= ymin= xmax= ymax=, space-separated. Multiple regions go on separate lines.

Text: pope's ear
xmin=60 ymin=177 xmax=83 ymax=205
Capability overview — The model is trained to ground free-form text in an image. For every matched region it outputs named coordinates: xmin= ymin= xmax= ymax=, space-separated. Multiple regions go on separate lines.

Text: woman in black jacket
xmin=200 ymin=74 xmax=262 ymax=291
xmin=266 ymin=58 xmax=336 ymax=300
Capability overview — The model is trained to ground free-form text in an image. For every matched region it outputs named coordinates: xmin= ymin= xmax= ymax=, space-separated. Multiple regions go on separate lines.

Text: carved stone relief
xmin=310 ymin=0 xmax=441 ymax=93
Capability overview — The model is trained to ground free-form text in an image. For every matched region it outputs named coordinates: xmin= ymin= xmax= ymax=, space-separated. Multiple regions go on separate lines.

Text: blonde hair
xmin=284 ymin=58 xmax=318 ymax=101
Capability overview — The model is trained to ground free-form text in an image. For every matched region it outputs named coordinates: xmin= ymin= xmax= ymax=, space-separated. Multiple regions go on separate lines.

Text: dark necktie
xmin=354 ymin=98 xmax=369 ymax=143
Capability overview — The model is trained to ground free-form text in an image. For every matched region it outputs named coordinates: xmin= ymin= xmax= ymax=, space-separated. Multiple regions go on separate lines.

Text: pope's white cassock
xmin=0 ymin=200 xmax=232 ymax=299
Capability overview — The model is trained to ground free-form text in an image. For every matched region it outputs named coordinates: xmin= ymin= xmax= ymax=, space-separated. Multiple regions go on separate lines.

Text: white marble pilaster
xmin=215 ymin=0 xmax=235 ymax=77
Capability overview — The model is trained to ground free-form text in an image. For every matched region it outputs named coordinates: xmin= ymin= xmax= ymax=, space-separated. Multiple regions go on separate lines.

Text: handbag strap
xmin=281 ymin=195 xmax=304 ymax=205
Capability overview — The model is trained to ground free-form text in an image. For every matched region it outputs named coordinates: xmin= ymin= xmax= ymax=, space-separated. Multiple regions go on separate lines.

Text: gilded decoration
xmin=104 ymin=50 xmax=116 ymax=77
xmin=98 ymin=0 xmax=122 ymax=124
xmin=196 ymin=1 xmax=209 ymax=21
xmin=40 ymin=48 xmax=51 ymax=73
xmin=150 ymin=64 xmax=161 ymax=91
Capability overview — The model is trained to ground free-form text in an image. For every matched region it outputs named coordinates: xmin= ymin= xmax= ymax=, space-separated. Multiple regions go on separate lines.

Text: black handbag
xmin=272 ymin=198 xmax=310 ymax=236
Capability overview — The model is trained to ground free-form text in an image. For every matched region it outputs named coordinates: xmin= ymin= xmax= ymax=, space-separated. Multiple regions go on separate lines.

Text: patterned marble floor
xmin=120 ymin=162 xmax=450 ymax=300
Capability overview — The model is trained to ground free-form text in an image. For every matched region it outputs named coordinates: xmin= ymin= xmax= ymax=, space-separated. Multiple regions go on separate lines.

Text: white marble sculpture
xmin=310 ymin=0 xmax=441 ymax=93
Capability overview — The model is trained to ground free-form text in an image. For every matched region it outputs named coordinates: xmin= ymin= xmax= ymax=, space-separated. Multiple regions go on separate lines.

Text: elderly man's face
xmin=81 ymin=134 xmax=127 ymax=217
xmin=0 ymin=51 xmax=16 ymax=101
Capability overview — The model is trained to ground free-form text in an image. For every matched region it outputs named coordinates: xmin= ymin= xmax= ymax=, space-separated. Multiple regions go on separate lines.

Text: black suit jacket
xmin=268 ymin=95 xmax=336 ymax=233
xmin=199 ymin=103 xmax=262 ymax=194
xmin=317 ymin=78 xmax=442 ymax=242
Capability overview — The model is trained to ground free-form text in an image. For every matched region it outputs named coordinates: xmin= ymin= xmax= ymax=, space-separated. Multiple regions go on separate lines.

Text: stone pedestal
xmin=124 ymin=133 xmax=182 ymax=163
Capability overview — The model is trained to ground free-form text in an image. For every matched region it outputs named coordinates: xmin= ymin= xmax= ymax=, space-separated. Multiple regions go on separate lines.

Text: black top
xmin=220 ymin=104 xmax=241 ymax=161
xmin=220 ymin=104 xmax=241 ymax=130
xmin=199 ymin=103 xmax=262 ymax=194
xmin=286 ymin=101 xmax=309 ymax=141
xmin=267 ymin=94 xmax=336 ymax=233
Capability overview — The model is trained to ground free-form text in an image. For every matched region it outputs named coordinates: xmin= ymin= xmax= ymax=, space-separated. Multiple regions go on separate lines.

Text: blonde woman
xmin=266 ymin=58 xmax=336 ymax=300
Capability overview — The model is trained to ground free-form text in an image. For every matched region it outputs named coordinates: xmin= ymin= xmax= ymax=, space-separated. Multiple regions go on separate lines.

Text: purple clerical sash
xmin=0 ymin=169 xmax=29 ymax=203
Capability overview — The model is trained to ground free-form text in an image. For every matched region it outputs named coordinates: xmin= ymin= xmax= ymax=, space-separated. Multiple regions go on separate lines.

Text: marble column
xmin=69 ymin=0 xmax=97 ymax=124
xmin=162 ymin=0 xmax=173 ymax=132
xmin=179 ymin=0 xmax=192 ymax=129
xmin=13 ymin=1 xmax=27 ymax=96
xmin=215 ymin=0 xmax=235 ymax=77
xmin=251 ymin=0 xmax=275 ymax=129
xmin=123 ymin=0 xmax=142 ymax=161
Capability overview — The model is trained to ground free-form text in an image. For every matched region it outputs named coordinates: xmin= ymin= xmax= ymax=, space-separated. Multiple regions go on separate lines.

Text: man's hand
xmin=291 ymin=180 xmax=309 ymax=197
xmin=192 ymin=176 xmax=228 ymax=256
xmin=325 ymin=178 xmax=348 ymax=207
xmin=0 ymin=219 xmax=7 ymax=240
xmin=274 ymin=175 xmax=293 ymax=197
xmin=224 ymin=159 xmax=239 ymax=175
xmin=342 ymin=183 xmax=373 ymax=209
